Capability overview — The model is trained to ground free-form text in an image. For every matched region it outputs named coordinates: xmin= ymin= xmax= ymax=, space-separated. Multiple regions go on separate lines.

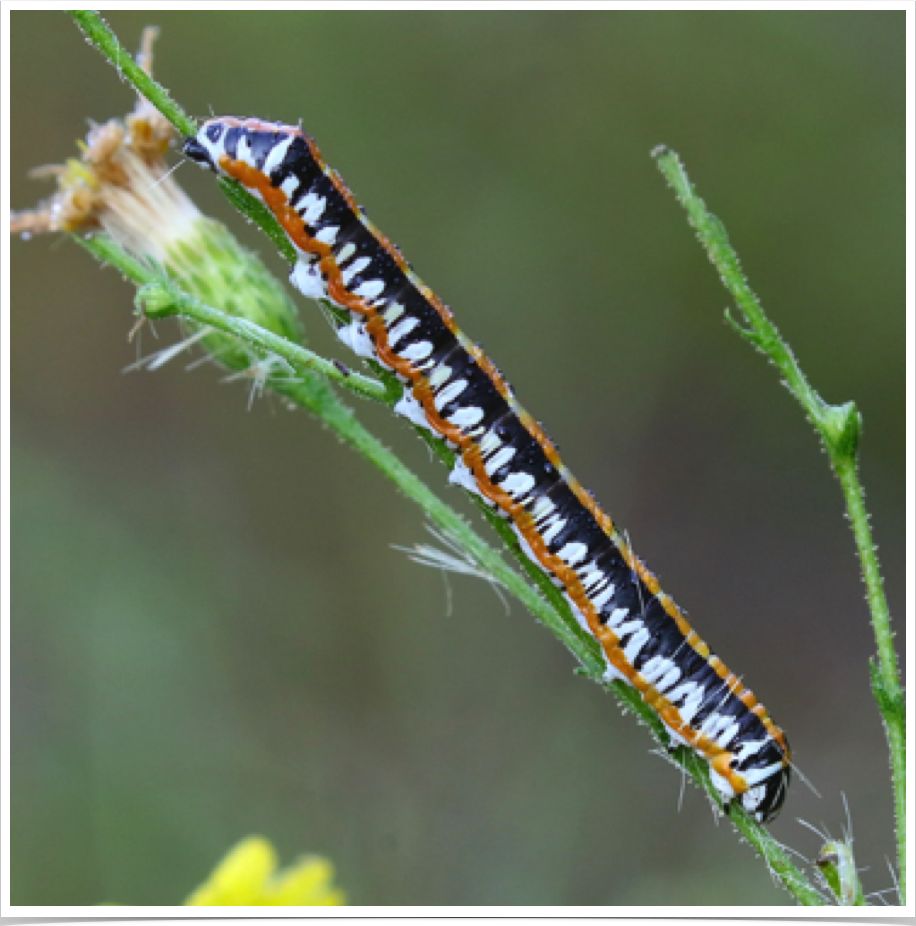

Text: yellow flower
xmin=184 ymin=837 xmax=346 ymax=907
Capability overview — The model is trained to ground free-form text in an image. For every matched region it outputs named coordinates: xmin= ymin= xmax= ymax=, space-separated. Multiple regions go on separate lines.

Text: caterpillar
xmin=184 ymin=117 xmax=792 ymax=823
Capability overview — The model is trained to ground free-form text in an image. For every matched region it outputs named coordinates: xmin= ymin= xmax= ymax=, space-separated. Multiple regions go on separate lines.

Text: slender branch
xmin=81 ymin=235 xmax=603 ymax=664
xmin=68 ymin=10 xmax=196 ymax=138
xmin=730 ymin=809 xmax=830 ymax=906
xmin=653 ymin=144 xmax=905 ymax=903
xmin=92 ymin=242 xmax=388 ymax=403
xmin=413 ymin=416 xmax=600 ymax=657
xmin=75 ymin=233 xmax=602 ymax=675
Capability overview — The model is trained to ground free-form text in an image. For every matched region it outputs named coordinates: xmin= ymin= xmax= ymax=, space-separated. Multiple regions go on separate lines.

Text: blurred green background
xmin=11 ymin=10 xmax=904 ymax=907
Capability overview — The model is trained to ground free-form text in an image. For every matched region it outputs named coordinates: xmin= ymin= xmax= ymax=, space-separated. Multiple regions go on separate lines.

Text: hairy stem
xmin=77 ymin=233 xmax=602 ymax=675
xmin=654 ymin=144 xmax=904 ymax=902
xmin=68 ymin=10 xmax=196 ymax=138
xmin=730 ymin=809 xmax=831 ymax=906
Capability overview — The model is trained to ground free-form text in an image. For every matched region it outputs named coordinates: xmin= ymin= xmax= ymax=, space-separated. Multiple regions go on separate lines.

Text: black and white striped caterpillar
xmin=184 ymin=117 xmax=792 ymax=823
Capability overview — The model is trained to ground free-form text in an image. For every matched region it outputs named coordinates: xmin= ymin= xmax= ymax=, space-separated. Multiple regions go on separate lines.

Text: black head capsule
xmin=182 ymin=134 xmax=217 ymax=171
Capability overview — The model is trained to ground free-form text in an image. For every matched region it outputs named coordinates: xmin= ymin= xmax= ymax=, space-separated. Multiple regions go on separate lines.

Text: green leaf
xmin=871 ymin=659 xmax=905 ymax=721
xmin=821 ymin=400 xmax=862 ymax=459
xmin=817 ymin=839 xmax=867 ymax=906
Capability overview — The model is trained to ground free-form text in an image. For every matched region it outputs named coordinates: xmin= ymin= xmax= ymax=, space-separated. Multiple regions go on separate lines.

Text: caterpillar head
xmin=182 ymin=120 xmax=225 ymax=173
xmin=183 ymin=117 xmax=304 ymax=176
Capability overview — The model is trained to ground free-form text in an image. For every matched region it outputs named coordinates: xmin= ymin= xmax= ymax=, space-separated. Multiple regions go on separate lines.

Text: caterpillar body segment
xmin=184 ymin=117 xmax=792 ymax=823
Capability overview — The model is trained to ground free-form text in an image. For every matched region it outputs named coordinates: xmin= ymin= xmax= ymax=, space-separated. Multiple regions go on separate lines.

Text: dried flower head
xmin=11 ymin=27 xmax=191 ymax=255
xmin=11 ymin=27 xmax=306 ymax=379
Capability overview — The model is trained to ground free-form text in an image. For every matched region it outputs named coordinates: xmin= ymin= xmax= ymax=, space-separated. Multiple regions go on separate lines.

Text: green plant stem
xmin=68 ymin=10 xmax=196 ymax=138
xmin=414 ymin=419 xmax=598 ymax=658
xmin=84 ymin=238 xmax=601 ymax=668
xmin=841 ymin=457 xmax=907 ymax=899
xmin=654 ymin=144 xmax=904 ymax=902
xmin=161 ymin=293 xmax=386 ymax=401
xmin=76 ymin=233 xmax=600 ymax=677
xmin=730 ymin=809 xmax=831 ymax=906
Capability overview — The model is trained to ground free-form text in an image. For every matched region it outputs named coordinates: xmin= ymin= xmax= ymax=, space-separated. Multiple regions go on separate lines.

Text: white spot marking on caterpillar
xmin=656 ymin=664 xmax=682 ymax=693
xmin=298 ymin=192 xmax=327 ymax=225
xmin=623 ymin=627 xmax=650 ymax=664
xmin=580 ymin=563 xmax=604 ymax=591
xmin=429 ymin=364 xmax=452 ymax=389
xmin=434 ymin=379 xmax=467 ymax=411
xmin=236 ymin=132 xmax=254 ymax=165
xmin=484 ymin=446 xmax=515 ymax=476
xmin=742 ymin=785 xmax=767 ymax=816
xmin=336 ymin=242 xmax=356 ymax=264
xmin=676 ymin=687 xmax=706 ymax=725
xmin=640 ymin=656 xmax=671 ymax=685
xmin=604 ymin=606 xmax=629 ymax=628
xmin=531 ymin=496 xmax=554 ymax=520
xmin=315 ymin=225 xmax=338 ymax=245
xmin=388 ymin=316 xmax=420 ymax=349
xmin=667 ymin=680 xmax=698 ymax=708
xmin=557 ymin=541 xmax=588 ymax=567
xmin=394 ymin=391 xmax=434 ymax=431
xmin=540 ymin=516 xmax=566 ymax=546
xmin=585 ymin=572 xmax=608 ymax=592
xmin=383 ymin=302 xmax=405 ymax=324
xmin=353 ymin=279 xmax=386 ymax=301
xmin=341 ymin=257 xmax=372 ymax=287
xmin=336 ymin=321 xmax=377 ymax=359
xmin=742 ymin=761 xmax=784 ymax=787
xmin=289 ymin=260 xmax=327 ymax=301
xmin=700 ymin=712 xmax=729 ymax=740
xmin=449 ymin=455 xmax=481 ymax=495
xmin=591 ymin=583 xmax=616 ymax=611
xmin=399 ymin=341 xmax=433 ymax=363
xmin=480 ymin=429 xmax=502 ymax=456
xmin=501 ymin=471 xmax=535 ymax=498
xmin=716 ymin=721 xmax=741 ymax=749
xmin=263 ymin=133 xmax=295 ymax=175
xmin=614 ymin=618 xmax=644 ymax=640
xmin=449 ymin=406 xmax=484 ymax=429
xmin=280 ymin=175 xmax=300 ymax=200
xmin=733 ymin=738 xmax=767 ymax=763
